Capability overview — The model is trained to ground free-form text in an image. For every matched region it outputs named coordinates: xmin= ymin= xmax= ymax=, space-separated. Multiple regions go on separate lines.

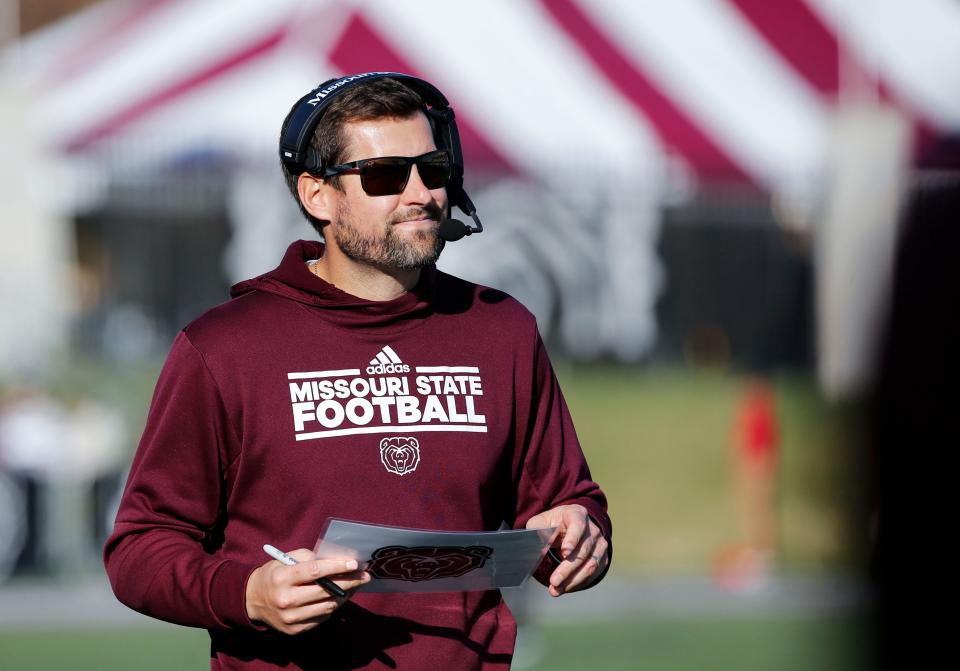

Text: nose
xmin=401 ymin=164 xmax=435 ymax=206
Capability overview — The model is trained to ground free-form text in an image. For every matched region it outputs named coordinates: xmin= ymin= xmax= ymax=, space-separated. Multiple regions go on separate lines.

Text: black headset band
xmin=280 ymin=72 xmax=449 ymax=172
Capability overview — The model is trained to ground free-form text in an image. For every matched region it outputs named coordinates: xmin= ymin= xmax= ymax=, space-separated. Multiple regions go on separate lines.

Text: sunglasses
xmin=322 ymin=149 xmax=452 ymax=196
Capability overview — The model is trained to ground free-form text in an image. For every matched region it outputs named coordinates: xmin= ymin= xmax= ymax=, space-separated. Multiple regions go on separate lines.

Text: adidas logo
xmin=366 ymin=345 xmax=410 ymax=374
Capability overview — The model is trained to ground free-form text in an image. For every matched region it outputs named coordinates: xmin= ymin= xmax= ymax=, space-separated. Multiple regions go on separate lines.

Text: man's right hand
xmin=245 ymin=548 xmax=370 ymax=635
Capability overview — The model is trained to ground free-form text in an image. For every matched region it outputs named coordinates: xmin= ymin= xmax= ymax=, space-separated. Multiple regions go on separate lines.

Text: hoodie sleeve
xmin=511 ymin=327 xmax=612 ymax=586
xmin=103 ymin=331 xmax=259 ymax=630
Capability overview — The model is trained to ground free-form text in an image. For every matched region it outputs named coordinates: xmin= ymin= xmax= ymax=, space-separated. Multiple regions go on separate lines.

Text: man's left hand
xmin=525 ymin=504 xmax=609 ymax=597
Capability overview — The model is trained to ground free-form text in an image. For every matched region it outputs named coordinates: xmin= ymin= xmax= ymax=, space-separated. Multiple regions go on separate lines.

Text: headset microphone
xmin=438 ymin=219 xmax=468 ymax=242
xmin=439 ymin=200 xmax=484 ymax=242
xmin=438 ymin=185 xmax=483 ymax=241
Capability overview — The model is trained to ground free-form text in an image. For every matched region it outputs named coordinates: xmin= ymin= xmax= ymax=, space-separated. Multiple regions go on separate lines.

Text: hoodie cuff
xmin=209 ymin=560 xmax=268 ymax=631
xmin=577 ymin=499 xmax=612 ymax=541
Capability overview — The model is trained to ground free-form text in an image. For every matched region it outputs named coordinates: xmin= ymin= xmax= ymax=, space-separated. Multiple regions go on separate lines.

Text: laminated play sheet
xmin=313 ymin=519 xmax=558 ymax=593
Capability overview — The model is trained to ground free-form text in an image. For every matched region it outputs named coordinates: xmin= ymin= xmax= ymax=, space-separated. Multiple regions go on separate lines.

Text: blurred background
xmin=1 ymin=1 xmax=958 ymax=669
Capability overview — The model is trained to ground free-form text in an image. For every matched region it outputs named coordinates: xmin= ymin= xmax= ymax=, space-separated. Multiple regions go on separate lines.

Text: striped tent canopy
xmin=6 ymin=0 xmax=960 ymax=191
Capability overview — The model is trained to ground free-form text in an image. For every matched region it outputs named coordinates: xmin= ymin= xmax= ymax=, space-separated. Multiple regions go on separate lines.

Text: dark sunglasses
xmin=322 ymin=149 xmax=452 ymax=196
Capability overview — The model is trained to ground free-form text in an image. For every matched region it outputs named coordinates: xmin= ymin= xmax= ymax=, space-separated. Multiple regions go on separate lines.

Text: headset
xmin=279 ymin=72 xmax=482 ymax=240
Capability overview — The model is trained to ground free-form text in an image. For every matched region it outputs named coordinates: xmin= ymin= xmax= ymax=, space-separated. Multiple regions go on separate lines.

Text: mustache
xmin=389 ymin=202 xmax=444 ymax=225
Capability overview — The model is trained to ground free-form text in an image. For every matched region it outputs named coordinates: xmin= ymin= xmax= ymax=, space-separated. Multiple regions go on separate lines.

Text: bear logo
xmin=380 ymin=437 xmax=420 ymax=475
xmin=367 ymin=545 xmax=493 ymax=581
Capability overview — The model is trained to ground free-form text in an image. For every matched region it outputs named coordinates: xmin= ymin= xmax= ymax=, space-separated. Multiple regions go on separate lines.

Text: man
xmin=105 ymin=74 xmax=611 ymax=670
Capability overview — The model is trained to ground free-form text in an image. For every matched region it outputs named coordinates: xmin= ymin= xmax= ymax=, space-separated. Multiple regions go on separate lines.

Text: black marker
xmin=262 ymin=544 xmax=348 ymax=598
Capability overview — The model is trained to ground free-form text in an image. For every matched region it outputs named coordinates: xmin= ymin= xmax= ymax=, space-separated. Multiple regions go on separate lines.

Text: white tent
xmin=7 ymin=0 xmax=957 ymax=181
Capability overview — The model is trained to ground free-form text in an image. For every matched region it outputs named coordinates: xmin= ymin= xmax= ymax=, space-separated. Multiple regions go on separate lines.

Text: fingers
xmin=556 ymin=535 xmax=608 ymax=595
xmin=548 ymin=530 xmax=596 ymax=594
xmin=310 ymin=569 xmax=371 ymax=601
xmin=277 ymin=597 xmax=341 ymax=628
xmin=250 ymin=549 xmax=372 ymax=634
xmin=525 ymin=504 xmax=587 ymax=551
xmin=523 ymin=504 xmax=609 ymax=596
xmin=327 ymin=569 xmax=371 ymax=595
xmin=559 ymin=512 xmax=587 ymax=559
xmin=269 ymin=593 xmax=344 ymax=634
xmin=271 ymin=583 xmax=331 ymax=611
xmin=277 ymin=552 xmax=359 ymax=586
xmin=285 ymin=548 xmax=316 ymax=562
xmin=273 ymin=571 xmax=371 ymax=610
xmin=526 ymin=504 xmax=610 ymax=596
xmin=274 ymin=571 xmax=373 ymax=634
xmin=548 ymin=521 xmax=608 ymax=597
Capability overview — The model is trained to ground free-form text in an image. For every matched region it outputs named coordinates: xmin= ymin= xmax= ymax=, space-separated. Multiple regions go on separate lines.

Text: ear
xmin=297 ymin=173 xmax=336 ymax=222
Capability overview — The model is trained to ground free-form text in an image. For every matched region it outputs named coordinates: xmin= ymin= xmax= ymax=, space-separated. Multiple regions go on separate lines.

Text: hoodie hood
xmin=230 ymin=240 xmax=436 ymax=332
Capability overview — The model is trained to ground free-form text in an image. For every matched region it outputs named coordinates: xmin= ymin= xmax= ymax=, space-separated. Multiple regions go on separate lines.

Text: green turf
xmin=0 ymin=614 xmax=867 ymax=671
xmin=0 ymin=627 xmax=210 ymax=671
xmin=555 ymin=365 xmax=860 ymax=573
xmin=529 ymin=614 xmax=867 ymax=671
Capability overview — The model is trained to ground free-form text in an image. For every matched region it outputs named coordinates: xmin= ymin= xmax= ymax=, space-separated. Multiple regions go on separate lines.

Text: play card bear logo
xmin=380 ymin=436 xmax=420 ymax=475
xmin=367 ymin=545 xmax=493 ymax=581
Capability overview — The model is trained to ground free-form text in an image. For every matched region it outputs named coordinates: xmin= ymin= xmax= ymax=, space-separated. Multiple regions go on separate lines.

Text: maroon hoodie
xmin=104 ymin=240 xmax=611 ymax=670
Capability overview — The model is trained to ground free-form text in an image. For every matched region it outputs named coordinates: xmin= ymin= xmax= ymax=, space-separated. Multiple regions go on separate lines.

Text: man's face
xmin=324 ymin=113 xmax=448 ymax=270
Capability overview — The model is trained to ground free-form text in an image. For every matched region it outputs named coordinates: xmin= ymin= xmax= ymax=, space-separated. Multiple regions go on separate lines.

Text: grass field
xmin=557 ymin=364 xmax=861 ymax=573
xmin=0 ymin=613 xmax=867 ymax=671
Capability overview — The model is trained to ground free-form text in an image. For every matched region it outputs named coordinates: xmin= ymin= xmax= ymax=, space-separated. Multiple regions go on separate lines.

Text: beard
xmin=330 ymin=201 xmax=446 ymax=271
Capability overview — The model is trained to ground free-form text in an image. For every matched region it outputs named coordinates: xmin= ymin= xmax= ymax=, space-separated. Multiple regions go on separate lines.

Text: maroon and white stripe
xmin=11 ymin=0 xmax=959 ymax=186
